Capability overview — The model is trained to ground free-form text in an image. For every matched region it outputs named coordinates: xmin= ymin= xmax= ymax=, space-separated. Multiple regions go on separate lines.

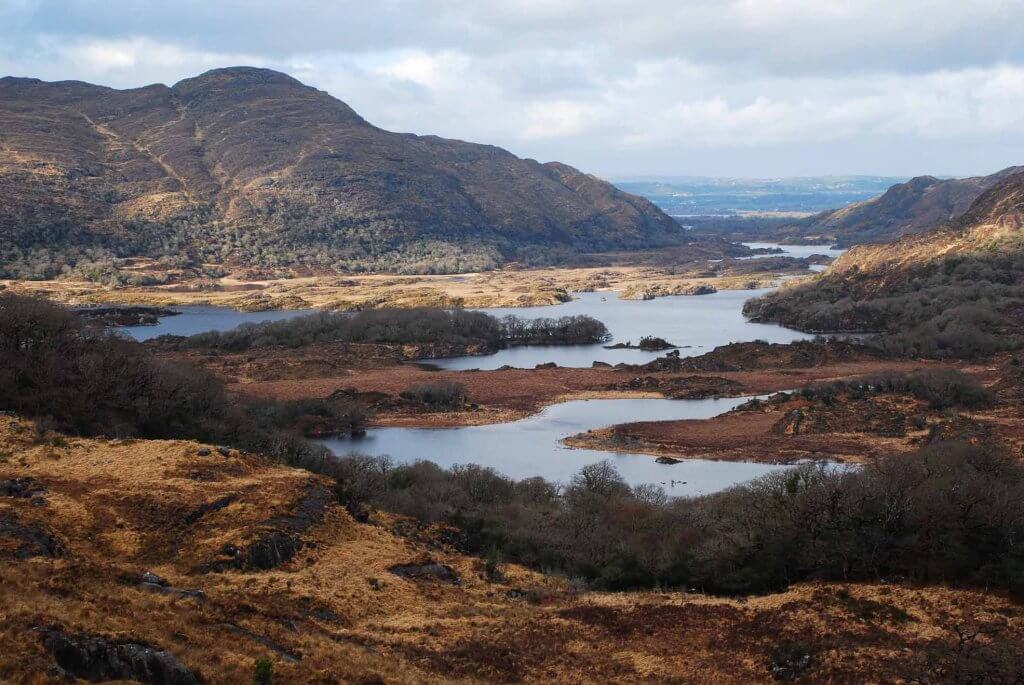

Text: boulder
xmin=389 ymin=556 xmax=460 ymax=584
xmin=38 ymin=629 xmax=200 ymax=685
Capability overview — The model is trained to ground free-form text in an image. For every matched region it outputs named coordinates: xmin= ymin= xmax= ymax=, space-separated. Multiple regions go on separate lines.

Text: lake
xmin=430 ymin=287 xmax=816 ymax=370
xmin=319 ymin=396 xmax=795 ymax=493
xmin=117 ymin=243 xmax=839 ymax=492
xmin=120 ymin=305 xmax=316 ymax=342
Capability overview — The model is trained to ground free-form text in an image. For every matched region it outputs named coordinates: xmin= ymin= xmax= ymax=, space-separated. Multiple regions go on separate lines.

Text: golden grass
xmin=2 ymin=262 xmax=798 ymax=312
xmin=2 ymin=416 xmax=1020 ymax=683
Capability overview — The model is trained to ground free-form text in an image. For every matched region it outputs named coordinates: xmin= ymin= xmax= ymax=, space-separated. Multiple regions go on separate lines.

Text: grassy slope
xmin=2 ymin=415 xmax=1022 ymax=682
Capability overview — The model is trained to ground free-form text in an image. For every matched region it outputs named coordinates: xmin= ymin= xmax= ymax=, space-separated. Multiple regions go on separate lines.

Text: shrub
xmin=328 ymin=443 xmax=1024 ymax=596
xmin=252 ymin=656 xmax=273 ymax=685
xmin=400 ymin=381 xmax=468 ymax=410
xmin=799 ymin=369 xmax=995 ymax=410
xmin=743 ymin=251 xmax=1024 ymax=359
xmin=0 ymin=293 xmax=357 ymax=465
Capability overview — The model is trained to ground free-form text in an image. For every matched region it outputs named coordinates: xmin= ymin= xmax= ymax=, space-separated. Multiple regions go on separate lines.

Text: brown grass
xmin=2 ymin=415 xmax=1023 ymax=683
xmin=3 ymin=262 xmax=797 ymax=312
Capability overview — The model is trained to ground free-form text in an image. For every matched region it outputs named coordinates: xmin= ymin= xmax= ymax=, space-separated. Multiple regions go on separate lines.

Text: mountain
xmin=783 ymin=166 xmax=1024 ymax=246
xmin=0 ymin=67 xmax=683 ymax=278
xmin=744 ymin=170 xmax=1024 ymax=357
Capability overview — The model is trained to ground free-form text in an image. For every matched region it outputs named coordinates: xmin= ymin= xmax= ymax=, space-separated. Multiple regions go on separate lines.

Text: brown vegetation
xmin=2 ymin=253 xmax=801 ymax=312
xmin=2 ymin=416 xmax=1023 ymax=683
xmin=567 ymin=366 xmax=1018 ymax=465
xmin=0 ymin=67 xmax=687 ymax=279
xmin=209 ymin=341 xmax=929 ymax=430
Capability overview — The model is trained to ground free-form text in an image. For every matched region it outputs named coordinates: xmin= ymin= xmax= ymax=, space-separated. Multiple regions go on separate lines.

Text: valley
xmin=3 ymin=45 xmax=1024 ymax=685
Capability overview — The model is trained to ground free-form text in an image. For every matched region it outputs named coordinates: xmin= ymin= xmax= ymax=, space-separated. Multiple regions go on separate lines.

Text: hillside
xmin=744 ymin=170 xmax=1024 ymax=357
xmin=4 ymin=415 xmax=1022 ymax=683
xmin=781 ymin=166 xmax=1024 ymax=246
xmin=0 ymin=67 xmax=683 ymax=279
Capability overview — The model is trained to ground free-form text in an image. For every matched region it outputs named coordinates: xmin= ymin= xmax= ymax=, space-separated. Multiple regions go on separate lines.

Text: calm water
xmin=432 ymin=288 xmax=815 ymax=370
xmin=118 ymin=244 xmax=839 ymax=493
xmin=741 ymin=242 xmax=845 ymax=260
xmin=120 ymin=305 xmax=315 ymax=341
xmin=741 ymin=242 xmax=844 ymax=272
xmin=319 ymin=397 xmax=792 ymax=494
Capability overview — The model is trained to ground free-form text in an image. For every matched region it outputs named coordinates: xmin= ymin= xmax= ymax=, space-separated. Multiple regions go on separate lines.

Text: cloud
xmin=1 ymin=1 xmax=1023 ymax=176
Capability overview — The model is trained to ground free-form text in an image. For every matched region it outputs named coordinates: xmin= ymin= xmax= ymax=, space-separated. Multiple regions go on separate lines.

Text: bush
xmin=799 ymin=369 xmax=995 ymax=410
xmin=0 ymin=293 xmax=359 ymax=464
xmin=743 ymin=251 xmax=1024 ymax=359
xmin=329 ymin=442 xmax=1024 ymax=596
xmin=252 ymin=656 xmax=273 ymax=685
xmin=400 ymin=381 xmax=468 ymax=410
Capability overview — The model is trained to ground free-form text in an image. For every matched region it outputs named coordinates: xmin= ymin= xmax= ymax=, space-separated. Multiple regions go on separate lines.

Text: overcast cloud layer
xmin=2 ymin=0 xmax=1023 ymax=177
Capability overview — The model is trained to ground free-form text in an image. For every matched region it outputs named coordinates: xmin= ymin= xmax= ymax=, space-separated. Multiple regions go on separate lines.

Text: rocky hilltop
xmin=745 ymin=170 xmax=1024 ymax=357
xmin=0 ymin=67 xmax=683 ymax=278
xmin=782 ymin=166 xmax=1023 ymax=246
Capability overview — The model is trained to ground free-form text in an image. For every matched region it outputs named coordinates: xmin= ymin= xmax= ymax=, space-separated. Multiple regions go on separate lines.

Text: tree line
xmin=160 ymin=308 xmax=610 ymax=352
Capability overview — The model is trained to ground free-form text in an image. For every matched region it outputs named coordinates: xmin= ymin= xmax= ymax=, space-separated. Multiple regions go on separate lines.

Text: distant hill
xmin=616 ymin=175 xmax=903 ymax=216
xmin=744 ymin=170 xmax=1024 ymax=357
xmin=782 ymin=167 xmax=1024 ymax=246
xmin=0 ymin=67 xmax=684 ymax=278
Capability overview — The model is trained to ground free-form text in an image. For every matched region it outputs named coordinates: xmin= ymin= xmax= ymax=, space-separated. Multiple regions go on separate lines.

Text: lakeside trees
xmin=161 ymin=308 xmax=610 ymax=352
xmin=0 ymin=293 xmax=352 ymax=461
xmin=326 ymin=444 xmax=1024 ymax=597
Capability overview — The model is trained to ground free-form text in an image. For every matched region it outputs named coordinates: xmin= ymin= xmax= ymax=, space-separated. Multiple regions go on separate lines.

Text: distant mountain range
xmin=782 ymin=166 xmax=1024 ymax=246
xmin=0 ymin=67 xmax=683 ymax=278
xmin=744 ymin=169 xmax=1024 ymax=357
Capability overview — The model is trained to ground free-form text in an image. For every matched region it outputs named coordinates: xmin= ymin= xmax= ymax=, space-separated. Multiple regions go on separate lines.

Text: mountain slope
xmin=744 ymin=170 xmax=1024 ymax=357
xmin=784 ymin=166 xmax=1024 ymax=246
xmin=0 ymin=67 xmax=683 ymax=278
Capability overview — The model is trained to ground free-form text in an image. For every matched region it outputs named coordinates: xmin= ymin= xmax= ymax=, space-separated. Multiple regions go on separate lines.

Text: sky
xmin=2 ymin=0 xmax=1024 ymax=178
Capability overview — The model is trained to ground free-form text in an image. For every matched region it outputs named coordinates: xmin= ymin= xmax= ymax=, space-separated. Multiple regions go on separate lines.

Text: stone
xmin=38 ymin=628 xmax=200 ymax=685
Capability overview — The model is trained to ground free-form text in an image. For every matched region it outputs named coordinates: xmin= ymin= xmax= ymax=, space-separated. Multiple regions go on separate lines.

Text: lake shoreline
xmin=1 ymin=243 xmax=833 ymax=313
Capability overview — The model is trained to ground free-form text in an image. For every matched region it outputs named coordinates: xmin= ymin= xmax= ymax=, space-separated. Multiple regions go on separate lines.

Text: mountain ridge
xmin=0 ymin=66 xmax=684 ymax=278
xmin=744 ymin=170 xmax=1024 ymax=357
xmin=784 ymin=165 xmax=1024 ymax=246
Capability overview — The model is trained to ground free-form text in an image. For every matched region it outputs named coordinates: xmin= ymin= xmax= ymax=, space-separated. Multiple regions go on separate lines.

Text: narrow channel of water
xmin=319 ymin=396 xmax=794 ymax=494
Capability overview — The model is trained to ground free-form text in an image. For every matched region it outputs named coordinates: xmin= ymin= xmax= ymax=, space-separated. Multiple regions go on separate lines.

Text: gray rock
xmin=141 ymin=571 xmax=167 ymax=586
xmin=38 ymin=628 xmax=200 ymax=684
xmin=389 ymin=558 xmax=460 ymax=584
